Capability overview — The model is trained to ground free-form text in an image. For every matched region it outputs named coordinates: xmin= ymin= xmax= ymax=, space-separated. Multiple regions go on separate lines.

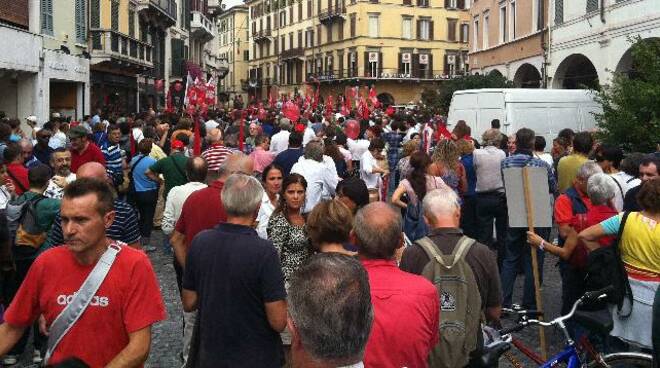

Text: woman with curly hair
xmin=429 ymin=139 xmax=467 ymax=195
xmin=392 ymin=151 xmax=446 ymax=240
xmin=396 ymin=140 xmax=419 ymax=183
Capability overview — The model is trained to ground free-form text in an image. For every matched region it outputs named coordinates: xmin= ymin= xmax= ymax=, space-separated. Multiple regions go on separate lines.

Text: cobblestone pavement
xmin=4 ymin=229 xmax=566 ymax=368
xmin=143 ymin=229 xmax=568 ymax=368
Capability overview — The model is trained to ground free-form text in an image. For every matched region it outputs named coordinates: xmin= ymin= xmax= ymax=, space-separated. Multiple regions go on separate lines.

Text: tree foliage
xmin=595 ymin=37 xmax=660 ymax=153
xmin=421 ymin=73 xmax=513 ymax=117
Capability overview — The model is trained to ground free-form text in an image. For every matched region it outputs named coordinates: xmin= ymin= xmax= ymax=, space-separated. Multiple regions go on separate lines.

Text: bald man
xmin=170 ymin=153 xmax=253 ymax=365
xmin=201 ymin=128 xmax=233 ymax=182
xmin=44 ymin=162 xmax=142 ymax=249
xmin=352 ymin=202 xmax=439 ymax=367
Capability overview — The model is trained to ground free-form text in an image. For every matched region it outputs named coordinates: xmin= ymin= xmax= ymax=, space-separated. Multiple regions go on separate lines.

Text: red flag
xmin=325 ymin=95 xmax=334 ymax=117
xmin=369 ymin=86 xmax=380 ymax=108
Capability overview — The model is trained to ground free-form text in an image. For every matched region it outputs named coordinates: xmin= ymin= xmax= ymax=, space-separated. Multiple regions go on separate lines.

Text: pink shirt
xmin=249 ymin=147 xmax=276 ymax=174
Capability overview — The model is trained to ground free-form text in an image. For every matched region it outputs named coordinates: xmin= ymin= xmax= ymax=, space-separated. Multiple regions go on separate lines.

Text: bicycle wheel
xmin=587 ymin=352 xmax=653 ymax=368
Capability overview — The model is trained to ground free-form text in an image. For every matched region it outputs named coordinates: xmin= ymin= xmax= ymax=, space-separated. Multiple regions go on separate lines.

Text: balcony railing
xmin=307 ymin=68 xmax=461 ymax=81
xmin=191 ymin=11 xmax=216 ymax=41
xmin=241 ymin=78 xmax=263 ymax=91
xmin=281 ymin=47 xmax=304 ymax=60
xmin=90 ymin=29 xmax=153 ymax=69
xmin=318 ymin=5 xmax=346 ymax=24
xmin=135 ymin=0 xmax=177 ymax=26
xmin=253 ymin=29 xmax=272 ymax=43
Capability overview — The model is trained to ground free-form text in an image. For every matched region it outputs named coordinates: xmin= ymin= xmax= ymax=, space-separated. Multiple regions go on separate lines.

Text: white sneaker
xmin=2 ymin=355 xmax=18 ymax=365
xmin=33 ymin=350 xmax=43 ymax=364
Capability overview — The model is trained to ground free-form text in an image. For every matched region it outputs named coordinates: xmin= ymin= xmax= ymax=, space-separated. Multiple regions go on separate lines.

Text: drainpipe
xmin=540 ymin=0 xmax=548 ymax=88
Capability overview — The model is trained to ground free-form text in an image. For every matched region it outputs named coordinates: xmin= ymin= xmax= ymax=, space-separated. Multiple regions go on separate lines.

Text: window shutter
xmin=416 ymin=0 xmax=421 ymax=6
xmin=338 ymin=53 xmax=344 ymax=78
xmin=378 ymin=52 xmax=383 ymax=77
xmin=457 ymin=0 xmax=464 ymax=9
xmin=275 ymin=14 xmax=279 ymax=29
xmin=91 ymin=0 xmax=100 ymax=28
xmin=586 ymin=0 xmax=598 ymax=12
xmin=111 ymin=0 xmax=119 ymax=31
xmin=403 ymin=0 xmax=411 ymax=5
xmin=299 ymin=1 xmax=303 ymax=21
xmin=444 ymin=0 xmax=450 ymax=8
xmin=338 ymin=20 xmax=343 ymax=40
xmin=443 ymin=54 xmax=449 ymax=75
xmin=555 ymin=0 xmax=564 ymax=25
xmin=416 ymin=20 xmax=421 ymax=40
xmin=429 ymin=21 xmax=434 ymax=40
xmin=398 ymin=53 xmax=403 ymax=73
xmin=128 ymin=10 xmax=135 ymax=38
xmin=412 ymin=54 xmax=420 ymax=78
xmin=427 ymin=54 xmax=433 ymax=77
xmin=364 ymin=52 xmax=369 ymax=77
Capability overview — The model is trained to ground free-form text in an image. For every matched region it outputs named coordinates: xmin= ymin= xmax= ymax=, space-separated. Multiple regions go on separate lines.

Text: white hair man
xmin=400 ymin=186 xmax=502 ymax=366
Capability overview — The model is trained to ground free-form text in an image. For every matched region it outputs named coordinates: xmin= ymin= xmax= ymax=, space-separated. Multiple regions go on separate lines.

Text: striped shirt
xmin=44 ymin=199 xmax=141 ymax=249
xmin=501 ymin=151 xmax=558 ymax=195
xmin=202 ymin=144 xmax=233 ymax=171
xmin=102 ymin=143 xmax=124 ymax=176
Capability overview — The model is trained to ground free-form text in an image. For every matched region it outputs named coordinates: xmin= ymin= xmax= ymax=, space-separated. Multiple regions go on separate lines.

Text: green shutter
xmin=111 ymin=0 xmax=119 ymax=31
xmin=75 ymin=0 xmax=86 ymax=43
xmin=129 ymin=10 xmax=135 ymax=37
xmin=41 ymin=0 xmax=53 ymax=35
xmin=91 ymin=0 xmax=100 ymax=28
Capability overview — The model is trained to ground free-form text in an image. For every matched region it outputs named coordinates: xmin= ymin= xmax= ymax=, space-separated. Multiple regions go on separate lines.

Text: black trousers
xmin=460 ymin=195 xmax=478 ymax=239
xmin=475 ymin=191 xmax=508 ymax=268
xmin=7 ymin=256 xmax=47 ymax=355
xmin=134 ymin=189 xmax=158 ymax=240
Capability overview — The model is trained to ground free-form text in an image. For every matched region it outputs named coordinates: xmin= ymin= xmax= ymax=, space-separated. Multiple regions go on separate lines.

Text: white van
xmin=446 ymin=88 xmax=601 ymax=148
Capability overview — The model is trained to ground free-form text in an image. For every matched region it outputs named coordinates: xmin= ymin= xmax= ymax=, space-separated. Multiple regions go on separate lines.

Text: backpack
xmin=403 ymin=200 xmax=429 ymax=242
xmin=416 ymin=236 xmax=482 ymax=368
xmin=7 ymin=195 xmax=47 ymax=249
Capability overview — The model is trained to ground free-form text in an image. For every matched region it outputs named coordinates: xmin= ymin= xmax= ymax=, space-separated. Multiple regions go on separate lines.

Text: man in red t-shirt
xmin=4 ymin=143 xmax=29 ymax=194
xmin=0 ymin=178 xmax=165 ymax=367
xmin=353 ymin=202 xmax=439 ymax=368
xmin=68 ymin=126 xmax=106 ymax=174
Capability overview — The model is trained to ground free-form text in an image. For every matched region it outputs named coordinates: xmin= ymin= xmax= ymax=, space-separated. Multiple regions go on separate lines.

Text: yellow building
xmin=246 ymin=0 xmax=470 ymax=104
xmin=217 ymin=5 xmax=250 ymax=103
xmin=89 ymin=0 xmax=176 ymax=113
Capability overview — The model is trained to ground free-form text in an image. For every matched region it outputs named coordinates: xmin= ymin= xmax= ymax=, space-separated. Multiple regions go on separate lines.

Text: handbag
xmin=584 ymin=212 xmax=633 ymax=316
xmin=44 ymin=242 xmax=123 ymax=365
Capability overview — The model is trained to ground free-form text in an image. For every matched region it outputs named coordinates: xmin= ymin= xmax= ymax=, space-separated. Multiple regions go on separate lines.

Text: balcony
xmin=135 ymin=0 xmax=177 ymax=27
xmin=89 ymin=29 xmax=153 ymax=69
xmin=281 ymin=47 xmax=304 ymax=61
xmin=253 ymin=29 xmax=272 ymax=43
xmin=204 ymin=51 xmax=229 ymax=76
xmin=318 ymin=5 xmax=346 ymax=24
xmin=191 ymin=11 xmax=216 ymax=42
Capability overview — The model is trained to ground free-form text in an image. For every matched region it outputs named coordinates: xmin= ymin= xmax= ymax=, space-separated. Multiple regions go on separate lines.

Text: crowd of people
xmin=0 ymin=101 xmax=657 ymax=367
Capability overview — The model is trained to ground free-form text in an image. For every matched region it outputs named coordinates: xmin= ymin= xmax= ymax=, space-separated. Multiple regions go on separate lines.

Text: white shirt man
xmin=347 ymin=138 xmax=370 ymax=162
xmin=302 ymin=126 xmax=316 ymax=147
xmin=162 ymin=181 xmax=208 ymax=235
xmin=360 ymin=150 xmax=381 ymax=190
xmin=291 ymin=156 xmax=339 ymax=213
xmin=204 ymin=119 xmax=219 ymax=132
xmin=270 ymin=130 xmax=290 ymax=155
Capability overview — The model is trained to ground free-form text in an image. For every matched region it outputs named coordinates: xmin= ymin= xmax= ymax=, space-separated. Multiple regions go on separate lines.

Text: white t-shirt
xmin=256 ymin=192 xmax=278 ymax=240
xmin=347 ymin=138 xmax=370 ymax=162
xmin=132 ymin=128 xmax=144 ymax=144
xmin=302 ymin=127 xmax=316 ymax=147
xmin=269 ymin=130 xmax=290 ymax=155
xmin=609 ymin=171 xmax=638 ymax=212
xmin=360 ymin=150 xmax=381 ymax=189
xmin=48 ymin=131 xmax=67 ymax=150
xmin=205 ymin=119 xmax=219 ymax=131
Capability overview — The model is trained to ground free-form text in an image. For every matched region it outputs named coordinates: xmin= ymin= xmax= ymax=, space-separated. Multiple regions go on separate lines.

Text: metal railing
xmin=135 ymin=0 xmax=177 ymax=21
xmin=281 ymin=47 xmax=304 ymax=59
xmin=318 ymin=5 xmax=347 ymax=22
xmin=307 ymin=68 xmax=465 ymax=81
xmin=90 ymin=29 xmax=153 ymax=68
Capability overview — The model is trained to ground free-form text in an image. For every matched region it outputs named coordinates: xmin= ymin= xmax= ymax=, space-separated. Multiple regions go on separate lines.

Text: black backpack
xmin=584 ymin=212 xmax=633 ymax=316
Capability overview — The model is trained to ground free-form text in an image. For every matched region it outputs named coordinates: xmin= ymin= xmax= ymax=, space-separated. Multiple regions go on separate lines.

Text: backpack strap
xmin=415 ymin=235 xmax=476 ymax=269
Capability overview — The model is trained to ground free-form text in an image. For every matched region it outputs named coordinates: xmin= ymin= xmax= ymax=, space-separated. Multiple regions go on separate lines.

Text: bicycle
xmin=481 ymin=286 xmax=653 ymax=368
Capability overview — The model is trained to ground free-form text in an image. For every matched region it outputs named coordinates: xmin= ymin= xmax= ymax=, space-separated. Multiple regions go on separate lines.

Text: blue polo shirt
xmin=273 ymin=147 xmax=304 ymax=177
xmin=130 ymin=154 xmax=158 ymax=192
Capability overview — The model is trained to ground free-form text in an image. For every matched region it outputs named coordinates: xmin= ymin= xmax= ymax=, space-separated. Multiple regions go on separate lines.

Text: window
xmin=289 ymin=6 xmax=293 ymax=24
xmin=327 ymin=24 xmax=333 ymax=42
xmin=499 ymin=5 xmax=507 ymax=44
xmin=338 ymin=20 xmax=344 ymax=40
xmin=281 ymin=35 xmax=285 ymax=51
xmin=400 ymin=51 xmax=411 ymax=76
xmin=350 ymin=14 xmax=356 ymax=37
xmin=555 ymin=0 xmax=563 ymax=25
xmin=402 ymin=17 xmax=412 ymax=39
xmin=280 ymin=11 xmax=286 ymax=27
xmin=298 ymin=30 xmax=303 ymax=47
xmin=533 ymin=0 xmax=543 ymax=30
xmin=403 ymin=0 xmax=411 ymax=5
xmin=368 ymin=14 xmax=379 ymax=37
xmin=274 ymin=38 xmax=279 ymax=53
xmin=473 ymin=17 xmax=479 ymax=51
xmin=417 ymin=19 xmax=432 ymax=40
xmin=444 ymin=0 xmax=456 ymax=8
xmin=91 ymin=0 xmax=100 ymax=28
xmin=298 ymin=1 xmax=303 ymax=21
xmin=510 ymin=1 xmax=516 ymax=40
xmin=75 ymin=0 xmax=86 ymax=42
xmin=447 ymin=18 xmax=456 ymax=41
xmin=460 ymin=23 xmax=469 ymax=43
xmin=586 ymin=0 xmax=598 ymax=13
xmin=307 ymin=0 xmax=312 ymax=18
xmin=367 ymin=52 xmax=379 ymax=77
xmin=417 ymin=0 xmax=428 ymax=6
xmin=483 ymin=12 xmax=489 ymax=48
xmin=111 ymin=0 xmax=119 ymax=31
xmin=316 ymin=25 xmax=321 ymax=44
xmin=289 ymin=32 xmax=294 ymax=49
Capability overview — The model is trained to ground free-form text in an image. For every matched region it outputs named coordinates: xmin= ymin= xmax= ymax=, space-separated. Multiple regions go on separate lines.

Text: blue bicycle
xmin=481 ymin=286 xmax=653 ymax=367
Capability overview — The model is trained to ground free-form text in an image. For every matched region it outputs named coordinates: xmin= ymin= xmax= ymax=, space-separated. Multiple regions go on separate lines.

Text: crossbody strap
xmin=130 ymin=155 xmax=147 ymax=178
xmin=44 ymin=242 xmax=123 ymax=364
xmin=6 ymin=169 xmax=27 ymax=193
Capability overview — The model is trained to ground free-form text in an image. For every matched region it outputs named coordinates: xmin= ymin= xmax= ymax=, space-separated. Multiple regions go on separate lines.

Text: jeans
xmin=460 ymin=195 xmax=478 ymax=240
xmin=134 ymin=189 xmax=158 ymax=242
xmin=7 ymin=256 xmax=47 ymax=355
xmin=476 ymin=192 xmax=508 ymax=268
xmin=500 ymin=227 xmax=550 ymax=309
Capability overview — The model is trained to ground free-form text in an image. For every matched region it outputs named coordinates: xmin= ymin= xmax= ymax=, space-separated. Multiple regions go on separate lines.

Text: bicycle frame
xmin=540 ymin=344 xmax=581 ymax=368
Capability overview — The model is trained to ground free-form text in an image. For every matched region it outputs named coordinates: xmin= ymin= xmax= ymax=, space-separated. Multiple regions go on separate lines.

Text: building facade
xmin=217 ymin=5 xmax=249 ymax=102
xmin=548 ymin=0 xmax=660 ymax=89
xmin=0 ymin=0 xmax=43 ymax=123
xmin=468 ymin=0 xmax=548 ymax=88
xmin=246 ymin=0 xmax=470 ymax=104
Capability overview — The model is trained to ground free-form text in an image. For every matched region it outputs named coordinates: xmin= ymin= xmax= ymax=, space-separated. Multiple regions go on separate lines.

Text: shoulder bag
xmin=44 ymin=242 xmax=123 ymax=364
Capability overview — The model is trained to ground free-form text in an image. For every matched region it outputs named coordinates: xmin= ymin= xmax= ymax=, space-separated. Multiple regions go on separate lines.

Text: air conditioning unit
xmin=447 ymin=54 xmax=456 ymax=64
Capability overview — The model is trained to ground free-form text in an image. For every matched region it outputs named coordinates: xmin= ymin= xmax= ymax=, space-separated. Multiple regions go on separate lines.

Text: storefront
xmin=42 ymin=49 xmax=90 ymax=121
xmin=90 ymin=70 xmax=138 ymax=116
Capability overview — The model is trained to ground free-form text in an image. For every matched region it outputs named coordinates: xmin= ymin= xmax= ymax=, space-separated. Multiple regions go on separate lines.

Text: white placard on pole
xmin=503 ymin=167 xmax=552 ymax=228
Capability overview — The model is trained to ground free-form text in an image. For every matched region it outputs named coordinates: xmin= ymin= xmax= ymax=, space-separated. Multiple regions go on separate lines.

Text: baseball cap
xmin=171 ymin=140 xmax=185 ymax=150
xmin=336 ymin=177 xmax=369 ymax=209
xmin=67 ymin=126 xmax=88 ymax=139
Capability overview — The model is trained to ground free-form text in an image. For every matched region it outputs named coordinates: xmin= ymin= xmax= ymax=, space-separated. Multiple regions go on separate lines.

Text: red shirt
xmin=71 ymin=142 xmax=106 ymax=173
xmin=554 ymin=187 xmax=593 ymax=226
xmin=361 ymin=259 xmax=439 ymax=368
xmin=4 ymin=245 xmax=166 ymax=367
xmin=570 ymin=204 xmax=618 ymax=269
xmin=6 ymin=162 xmax=29 ymax=195
xmin=175 ymin=179 xmax=227 ymax=248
